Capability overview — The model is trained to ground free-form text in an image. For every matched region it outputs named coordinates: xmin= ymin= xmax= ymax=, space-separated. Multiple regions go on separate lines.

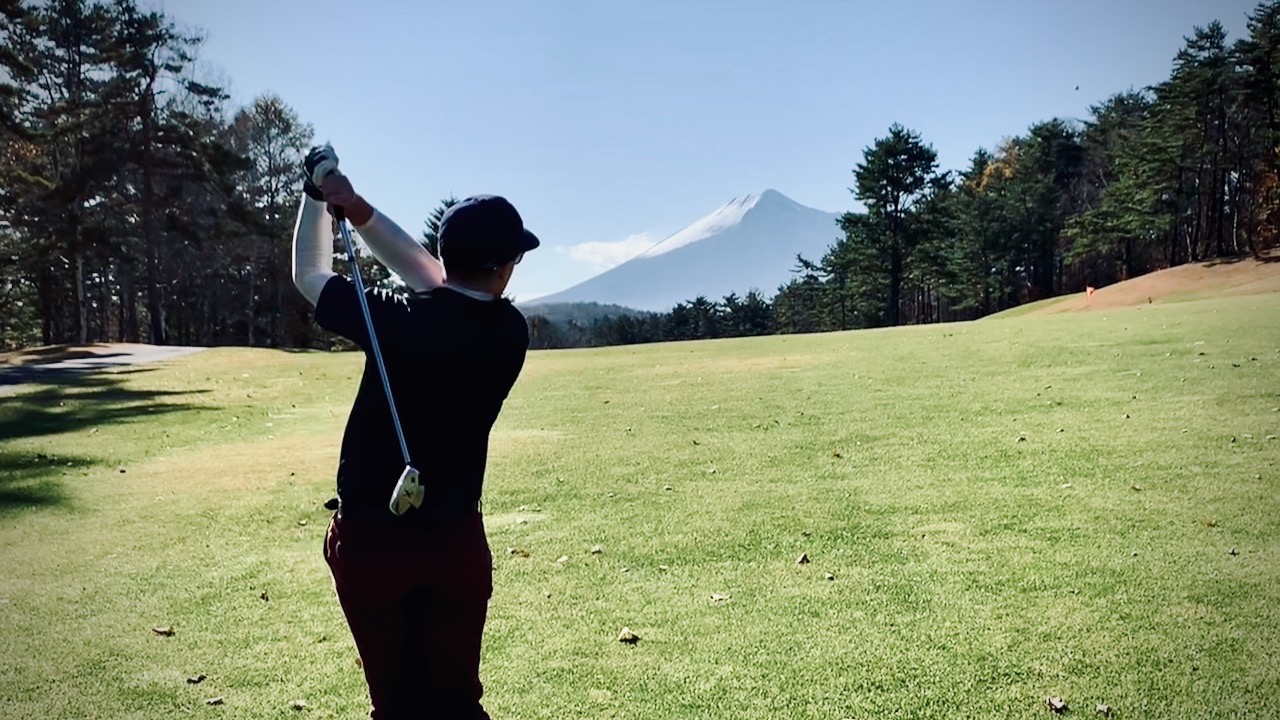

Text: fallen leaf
xmin=205 ymin=697 xmax=224 ymax=706
xmin=292 ymin=699 xmax=307 ymax=710
xmin=1229 ymin=548 xmax=1239 ymax=556
xmin=297 ymin=519 xmax=307 ymax=527
xmin=1096 ymin=703 xmax=1112 ymax=716
xmin=152 ymin=626 xmax=175 ymax=636
xmin=556 ymin=555 xmax=569 ymax=564
xmin=617 ymin=627 xmax=640 ymax=644
xmin=662 ymin=485 xmax=673 ymax=491
xmin=1046 ymin=696 xmax=1067 ymax=713
xmin=658 ymin=565 xmax=670 ymax=571
xmin=590 ymin=545 xmax=603 ymax=555
xmin=796 ymin=553 xmax=811 ymax=565
xmin=259 ymin=590 xmax=269 ymax=602
xmin=1059 ymin=483 xmax=1072 ymax=489
xmin=186 ymin=674 xmax=206 ymax=685
xmin=710 ymin=593 xmax=730 ymax=602
xmin=507 ymin=547 xmax=531 ymax=558
xmin=832 ymin=451 xmax=843 ymax=458
xmin=1131 ymin=484 xmax=1143 ymax=491
xmin=825 ymin=573 xmax=836 ymax=581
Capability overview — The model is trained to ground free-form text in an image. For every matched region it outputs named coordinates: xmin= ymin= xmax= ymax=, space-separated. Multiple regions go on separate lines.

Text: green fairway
xmin=2 ymin=294 xmax=1278 ymax=719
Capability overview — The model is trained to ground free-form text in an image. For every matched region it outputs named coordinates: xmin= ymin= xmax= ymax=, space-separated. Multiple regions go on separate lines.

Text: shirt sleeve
xmin=291 ymin=195 xmax=337 ymax=306
xmin=314 ymin=275 xmax=408 ymax=350
xmin=354 ymin=210 xmax=446 ymax=293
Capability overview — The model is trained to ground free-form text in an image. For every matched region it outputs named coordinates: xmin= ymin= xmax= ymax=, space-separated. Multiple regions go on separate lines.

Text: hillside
xmin=990 ymin=250 xmax=1280 ymax=319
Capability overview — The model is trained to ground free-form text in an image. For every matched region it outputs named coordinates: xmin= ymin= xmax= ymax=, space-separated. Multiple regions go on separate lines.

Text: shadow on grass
xmin=0 ymin=368 xmax=211 ymax=443
xmin=0 ymin=354 xmax=134 ymax=389
xmin=1202 ymin=249 xmax=1280 ymax=267
xmin=0 ymin=369 xmax=216 ymax=515
xmin=0 ymin=343 xmax=128 ymax=366
xmin=0 ymin=450 xmax=98 ymax=516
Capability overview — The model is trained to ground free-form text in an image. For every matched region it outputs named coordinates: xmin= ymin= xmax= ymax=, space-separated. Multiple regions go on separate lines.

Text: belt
xmin=336 ymin=499 xmax=482 ymax=528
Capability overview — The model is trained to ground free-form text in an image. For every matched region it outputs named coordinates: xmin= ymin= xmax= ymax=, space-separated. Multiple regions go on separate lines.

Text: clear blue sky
xmin=157 ymin=0 xmax=1256 ymax=301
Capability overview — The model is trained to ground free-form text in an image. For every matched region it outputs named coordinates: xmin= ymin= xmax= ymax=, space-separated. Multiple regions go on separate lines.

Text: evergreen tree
xmin=422 ymin=195 xmax=459 ymax=259
xmin=851 ymin=124 xmax=944 ymax=325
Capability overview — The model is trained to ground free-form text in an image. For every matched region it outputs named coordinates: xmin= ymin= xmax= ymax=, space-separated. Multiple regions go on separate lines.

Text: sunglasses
xmin=513 ymin=252 xmax=524 ymax=265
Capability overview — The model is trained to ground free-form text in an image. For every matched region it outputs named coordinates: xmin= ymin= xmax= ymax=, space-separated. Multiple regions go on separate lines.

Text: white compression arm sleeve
xmin=354 ymin=210 xmax=445 ymax=292
xmin=291 ymin=195 xmax=336 ymax=306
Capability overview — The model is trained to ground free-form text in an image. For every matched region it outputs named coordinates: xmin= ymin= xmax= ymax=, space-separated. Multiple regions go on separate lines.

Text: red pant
xmin=324 ymin=510 xmax=494 ymax=719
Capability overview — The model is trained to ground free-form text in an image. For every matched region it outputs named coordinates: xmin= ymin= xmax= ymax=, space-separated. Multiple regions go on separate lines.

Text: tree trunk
xmin=888 ymin=248 xmax=902 ymax=326
xmin=123 ymin=275 xmax=139 ymax=343
xmin=116 ymin=278 xmax=126 ymax=343
xmin=246 ymin=266 xmax=256 ymax=346
xmin=67 ymin=214 xmax=88 ymax=345
xmin=73 ymin=243 xmax=87 ymax=345
xmin=99 ymin=271 xmax=111 ymax=342
xmin=141 ymin=83 xmax=166 ymax=345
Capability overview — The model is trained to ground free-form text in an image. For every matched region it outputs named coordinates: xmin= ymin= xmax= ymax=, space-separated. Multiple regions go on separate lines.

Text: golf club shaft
xmin=333 ymin=206 xmax=413 ymax=467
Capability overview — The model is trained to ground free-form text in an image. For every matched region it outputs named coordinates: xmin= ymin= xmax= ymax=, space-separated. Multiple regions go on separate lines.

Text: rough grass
xmin=1 ymin=293 xmax=1278 ymax=719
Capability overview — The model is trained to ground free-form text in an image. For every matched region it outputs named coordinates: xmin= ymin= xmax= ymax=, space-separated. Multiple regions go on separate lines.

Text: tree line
xmin=2 ymin=1 xmax=1276 ymax=352
xmin=526 ymin=6 xmax=1280 ymax=347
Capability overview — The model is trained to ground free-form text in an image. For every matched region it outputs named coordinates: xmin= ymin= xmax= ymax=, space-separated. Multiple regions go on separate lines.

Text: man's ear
xmin=498 ymin=261 xmax=516 ymax=284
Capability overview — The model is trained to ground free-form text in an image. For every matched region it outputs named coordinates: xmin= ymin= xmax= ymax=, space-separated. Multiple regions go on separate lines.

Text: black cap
xmin=438 ymin=195 xmax=540 ymax=271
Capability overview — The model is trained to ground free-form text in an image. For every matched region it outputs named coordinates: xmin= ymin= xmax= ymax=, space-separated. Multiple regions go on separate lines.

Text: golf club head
xmin=389 ymin=466 xmax=424 ymax=516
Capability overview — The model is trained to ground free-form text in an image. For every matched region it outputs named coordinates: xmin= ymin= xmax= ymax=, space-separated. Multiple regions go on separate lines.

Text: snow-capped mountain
xmin=527 ymin=189 xmax=842 ymax=311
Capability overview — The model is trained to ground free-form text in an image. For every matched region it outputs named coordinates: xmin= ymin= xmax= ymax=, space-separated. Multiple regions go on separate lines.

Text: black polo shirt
xmin=314 ymin=275 xmax=529 ymax=522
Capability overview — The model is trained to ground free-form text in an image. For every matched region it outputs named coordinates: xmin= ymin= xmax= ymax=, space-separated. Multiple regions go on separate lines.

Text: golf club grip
xmin=323 ymin=168 xmax=346 ymax=223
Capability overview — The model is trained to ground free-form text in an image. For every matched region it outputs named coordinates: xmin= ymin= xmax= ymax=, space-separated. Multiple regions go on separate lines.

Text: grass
xmin=983 ymin=295 xmax=1072 ymax=319
xmin=1 ymin=294 xmax=1278 ymax=719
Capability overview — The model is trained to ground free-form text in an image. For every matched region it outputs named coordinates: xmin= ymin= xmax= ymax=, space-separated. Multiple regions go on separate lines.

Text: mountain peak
xmin=637 ymin=190 xmax=803 ymax=259
xmin=528 ymin=189 xmax=842 ymax=311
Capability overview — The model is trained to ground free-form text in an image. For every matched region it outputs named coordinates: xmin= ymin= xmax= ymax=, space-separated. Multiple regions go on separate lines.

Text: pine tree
xmin=422 ymin=195 xmax=459 ymax=259
xmin=851 ymin=124 xmax=944 ymax=325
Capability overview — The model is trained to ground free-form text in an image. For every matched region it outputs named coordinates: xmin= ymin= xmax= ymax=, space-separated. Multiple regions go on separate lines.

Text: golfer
xmin=291 ymin=145 xmax=538 ymax=719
